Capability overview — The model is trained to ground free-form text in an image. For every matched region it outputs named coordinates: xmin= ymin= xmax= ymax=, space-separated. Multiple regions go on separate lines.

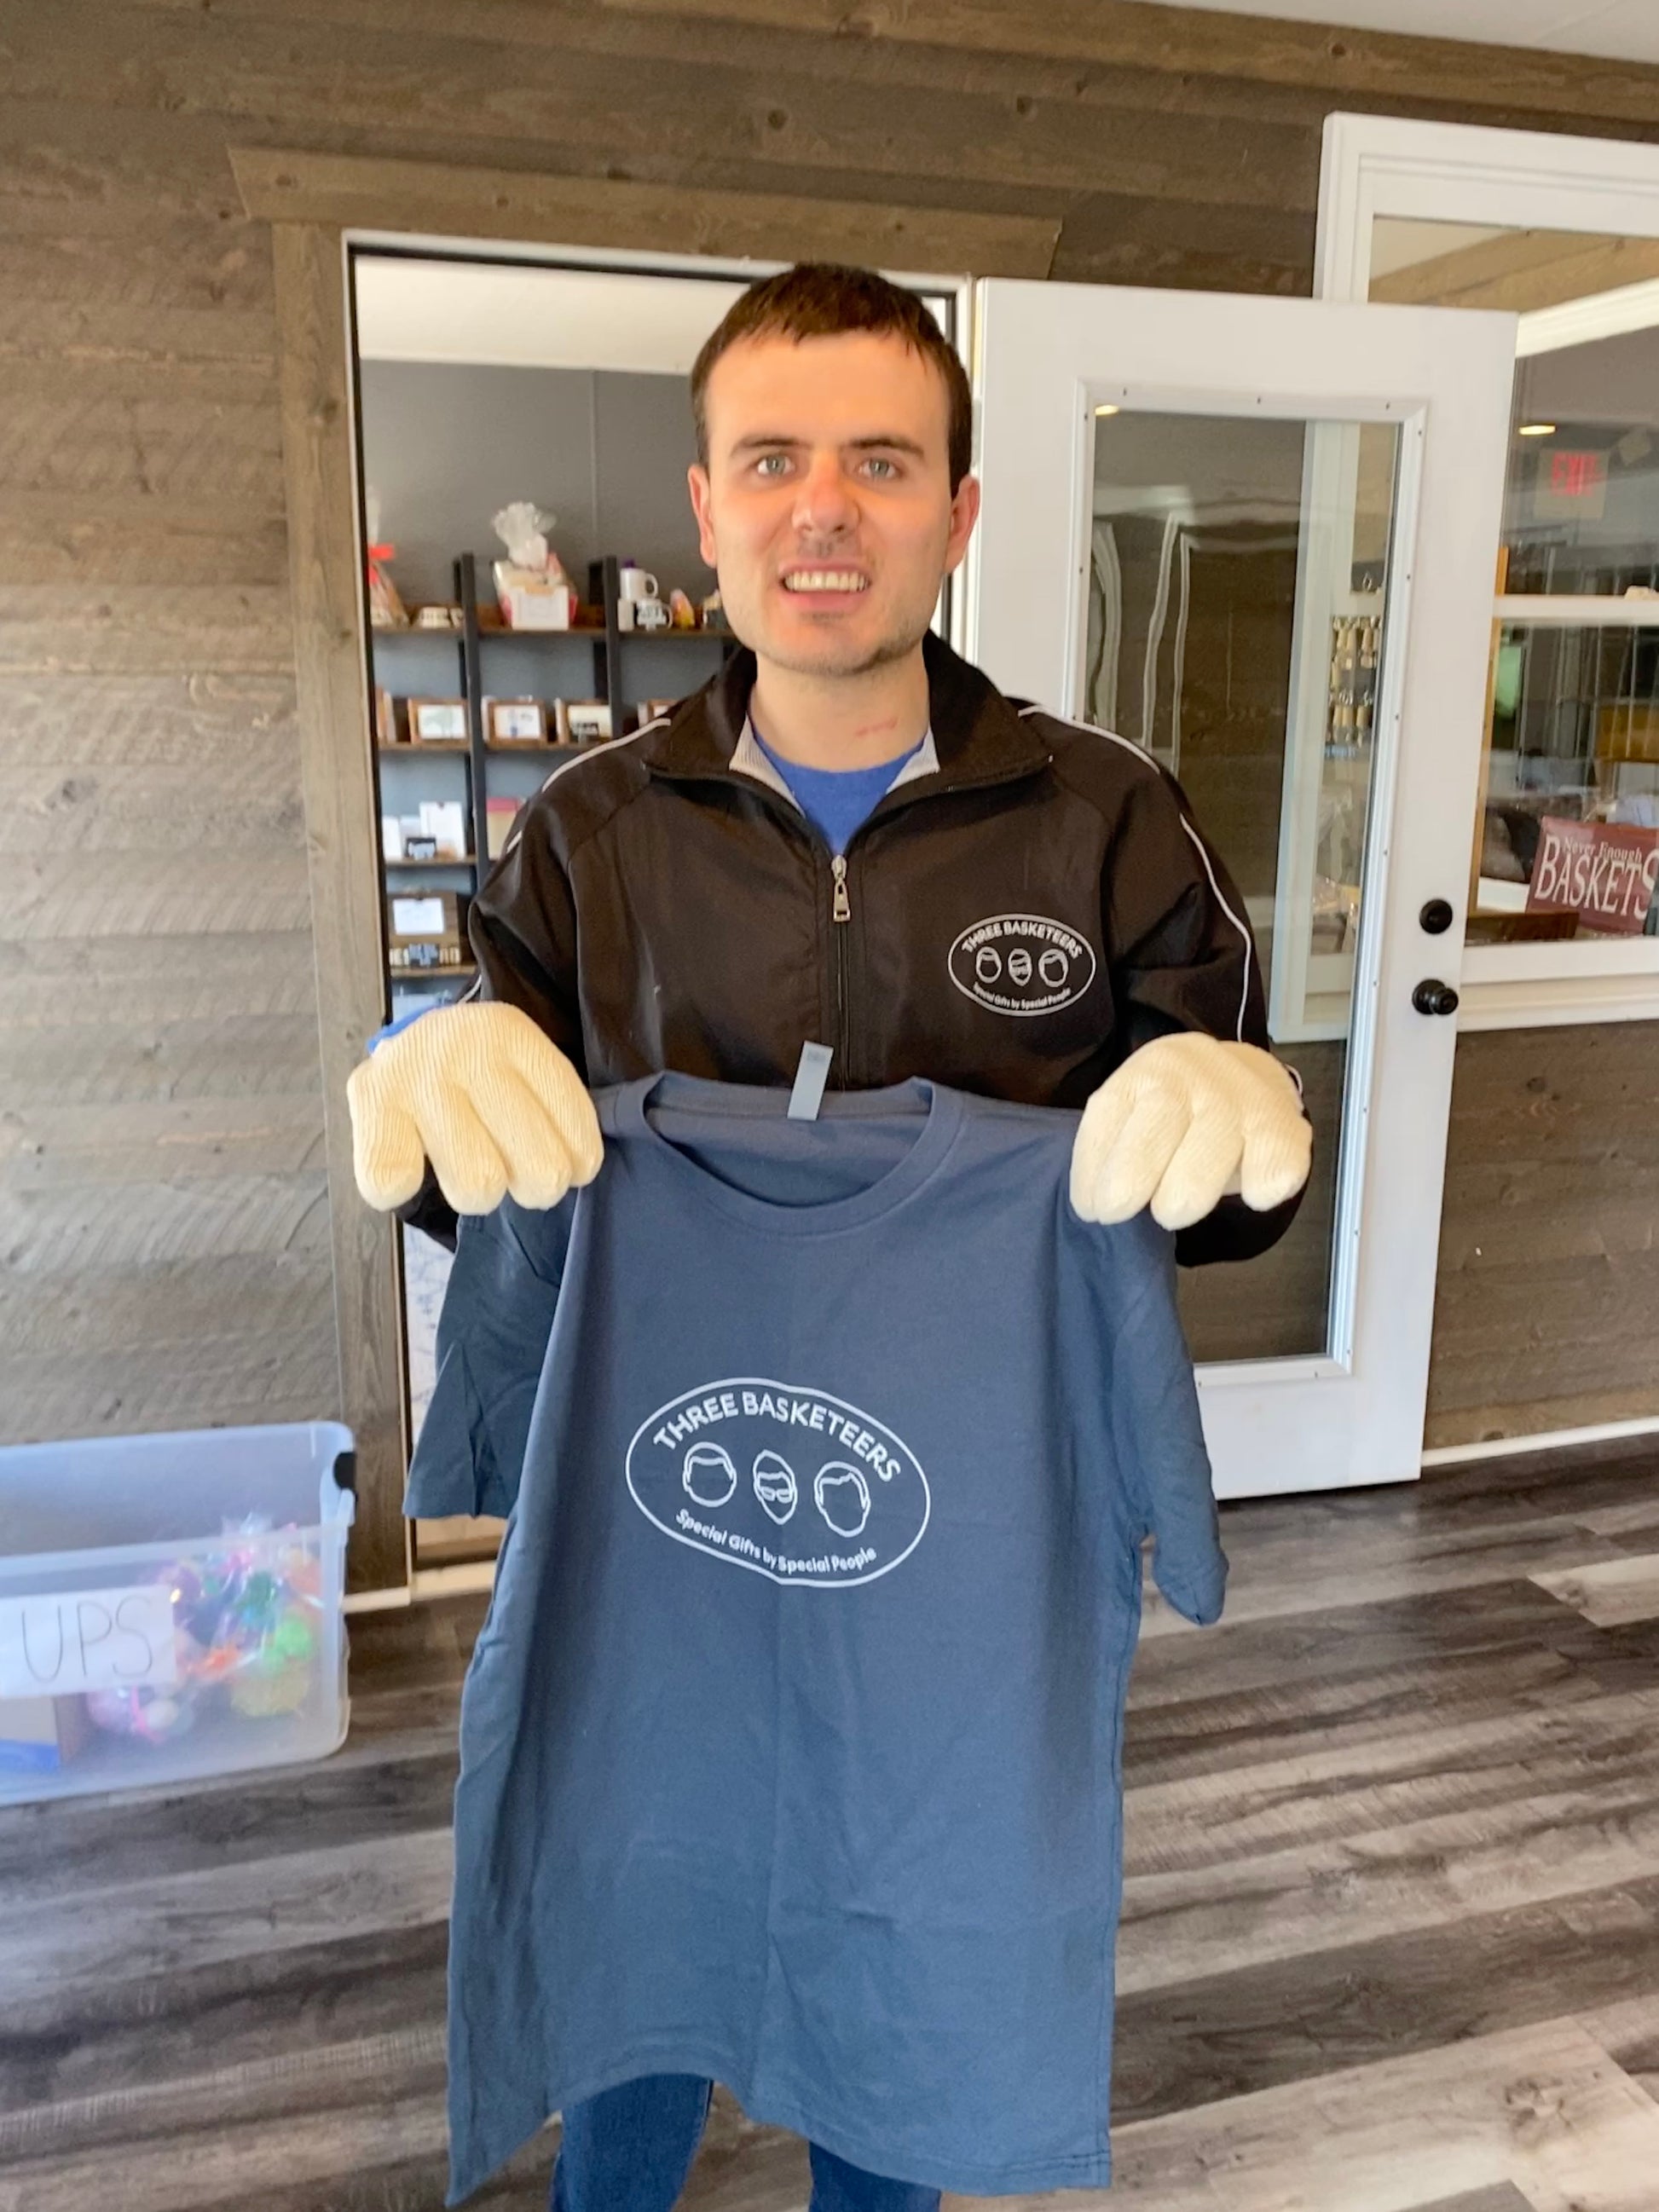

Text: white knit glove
xmin=346 ymin=1001 xmax=603 ymax=1216
xmin=1070 ymin=1034 xmax=1310 ymax=1232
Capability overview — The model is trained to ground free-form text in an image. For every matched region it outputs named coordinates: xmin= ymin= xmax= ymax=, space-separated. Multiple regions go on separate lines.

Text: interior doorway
xmin=346 ymin=248 xmax=968 ymax=1571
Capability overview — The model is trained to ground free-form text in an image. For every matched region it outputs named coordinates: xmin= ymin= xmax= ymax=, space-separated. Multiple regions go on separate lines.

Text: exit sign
xmin=1534 ymin=446 xmax=1608 ymax=521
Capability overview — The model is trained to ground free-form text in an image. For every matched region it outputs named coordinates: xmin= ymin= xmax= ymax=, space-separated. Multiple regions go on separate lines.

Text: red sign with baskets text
xmin=1527 ymin=816 xmax=1659 ymax=934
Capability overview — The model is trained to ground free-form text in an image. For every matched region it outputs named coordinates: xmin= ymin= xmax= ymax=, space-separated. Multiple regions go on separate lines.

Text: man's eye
xmin=755 ymin=455 xmax=790 ymax=477
xmin=865 ymin=459 xmax=898 ymax=480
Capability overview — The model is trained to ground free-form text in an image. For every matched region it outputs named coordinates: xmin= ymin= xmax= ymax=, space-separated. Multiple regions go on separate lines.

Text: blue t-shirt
xmin=409 ymin=1074 xmax=1225 ymax=2204
xmin=749 ymin=720 xmax=926 ymax=855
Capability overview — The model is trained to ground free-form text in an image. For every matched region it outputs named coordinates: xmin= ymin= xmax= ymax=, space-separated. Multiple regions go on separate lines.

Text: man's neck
xmin=747 ymin=645 xmax=930 ymax=771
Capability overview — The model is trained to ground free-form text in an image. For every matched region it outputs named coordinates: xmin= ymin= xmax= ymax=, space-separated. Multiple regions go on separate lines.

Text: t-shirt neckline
xmin=616 ymin=1071 xmax=962 ymax=1235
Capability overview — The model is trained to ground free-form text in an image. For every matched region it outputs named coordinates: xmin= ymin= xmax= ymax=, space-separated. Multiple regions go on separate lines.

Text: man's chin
xmin=749 ymin=621 xmax=927 ymax=680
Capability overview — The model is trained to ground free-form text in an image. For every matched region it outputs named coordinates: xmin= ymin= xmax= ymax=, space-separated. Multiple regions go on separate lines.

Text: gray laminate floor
xmin=3 ymin=1441 xmax=1657 ymax=2211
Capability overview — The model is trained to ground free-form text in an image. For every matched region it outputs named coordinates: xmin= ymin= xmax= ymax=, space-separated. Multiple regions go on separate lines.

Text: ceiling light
xmin=1095 ymin=404 xmax=1121 ymax=417
xmin=1517 ymin=422 xmax=1556 ymax=437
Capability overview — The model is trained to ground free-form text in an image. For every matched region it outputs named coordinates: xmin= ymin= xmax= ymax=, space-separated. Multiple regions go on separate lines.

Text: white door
xmin=967 ymin=281 xmax=1517 ymax=1499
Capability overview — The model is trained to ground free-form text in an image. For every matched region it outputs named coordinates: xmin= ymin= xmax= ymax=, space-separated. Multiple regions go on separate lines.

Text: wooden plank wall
xmin=3 ymin=0 xmax=1658 ymax=1515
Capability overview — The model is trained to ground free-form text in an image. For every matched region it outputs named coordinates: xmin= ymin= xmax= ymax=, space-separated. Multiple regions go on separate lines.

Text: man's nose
xmin=791 ymin=456 xmax=859 ymax=535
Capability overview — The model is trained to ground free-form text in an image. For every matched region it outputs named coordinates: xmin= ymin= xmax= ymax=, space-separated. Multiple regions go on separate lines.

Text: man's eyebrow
xmin=728 ymin=432 xmax=928 ymax=459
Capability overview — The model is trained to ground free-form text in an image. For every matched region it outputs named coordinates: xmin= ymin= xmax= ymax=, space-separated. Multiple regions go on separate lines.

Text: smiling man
xmin=348 ymin=265 xmax=1309 ymax=2209
xmin=351 ymin=263 xmax=1309 ymax=1262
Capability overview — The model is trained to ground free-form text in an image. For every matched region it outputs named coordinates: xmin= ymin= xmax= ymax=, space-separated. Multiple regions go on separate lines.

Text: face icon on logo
xmin=813 ymin=1461 xmax=871 ymax=1538
xmin=752 ymin=1449 xmax=798 ymax=1524
xmin=683 ymin=1441 xmax=737 ymax=1509
xmin=949 ymin=915 xmax=1097 ymax=1017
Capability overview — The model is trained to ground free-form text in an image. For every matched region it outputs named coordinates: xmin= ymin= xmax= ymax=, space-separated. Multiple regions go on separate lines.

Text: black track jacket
xmin=405 ymin=627 xmax=1305 ymax=1265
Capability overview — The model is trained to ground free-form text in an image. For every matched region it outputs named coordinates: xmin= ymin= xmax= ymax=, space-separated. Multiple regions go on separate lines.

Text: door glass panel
xmin=1469 ymin=617 xmax=1659 ymax=942
xmin=1085 ymin=409 xmax=1401 ymax=1362
xmin=1368 ymin=220 xmax=1659 ymax=598
xmin=1367 ymin=220 xmax=1659 ymax=951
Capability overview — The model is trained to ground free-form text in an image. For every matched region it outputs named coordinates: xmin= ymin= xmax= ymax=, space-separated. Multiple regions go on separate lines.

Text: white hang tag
xmin=788 ymin=1041 xmax=834 ymax=1120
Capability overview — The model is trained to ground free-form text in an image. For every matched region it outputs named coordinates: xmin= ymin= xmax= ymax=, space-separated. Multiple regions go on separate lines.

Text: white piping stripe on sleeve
xmin=1180 ymin=817 xmax=1252 ymax=1044
xmin=1017 ymin=701 xmax=1158 ymax=777
xmin=496 ymin=717 xmax=672 ymax=860
xmin=537 ymin=714 xmax=668 ymax=794
xmin=1018 ymin=702 xmax=1253 ymax=1043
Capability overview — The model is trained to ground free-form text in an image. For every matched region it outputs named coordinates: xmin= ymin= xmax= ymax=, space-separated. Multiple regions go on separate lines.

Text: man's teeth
xmin=783 ymin=572 xmax=868 ymax=592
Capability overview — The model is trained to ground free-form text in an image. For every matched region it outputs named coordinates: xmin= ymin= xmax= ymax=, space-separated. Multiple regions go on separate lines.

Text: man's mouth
xmin=780 ymin=569 xmax=870 ymax=595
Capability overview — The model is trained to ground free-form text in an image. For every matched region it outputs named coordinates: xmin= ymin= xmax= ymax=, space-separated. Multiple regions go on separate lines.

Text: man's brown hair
xmin=691 ymin=263 xmax=973 ymax=496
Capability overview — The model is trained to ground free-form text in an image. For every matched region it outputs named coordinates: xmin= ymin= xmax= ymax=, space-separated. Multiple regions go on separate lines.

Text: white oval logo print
xmin=949 ymin=914 xmax=1097 ymax=1016
xmin=626 ymin=1378 xmax=930 ymax=1587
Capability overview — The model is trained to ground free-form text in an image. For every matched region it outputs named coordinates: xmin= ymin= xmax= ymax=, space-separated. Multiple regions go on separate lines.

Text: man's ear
xmin=944 ymin=473 xmax=981 ymax=577
xmin=688 ymin=463 xmax=717 ymax=567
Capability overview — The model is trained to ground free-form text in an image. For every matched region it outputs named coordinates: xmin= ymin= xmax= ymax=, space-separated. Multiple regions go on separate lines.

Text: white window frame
xmin=1316 ymin=113 xmax=1659 ymax=1030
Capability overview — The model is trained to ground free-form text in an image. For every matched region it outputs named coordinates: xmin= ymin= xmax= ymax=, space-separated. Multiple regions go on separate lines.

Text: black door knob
xmin=1413 ymin=979 xmax=1460 ymax=1017
xmin=1419 ymin=898 xmax=1454 ymax=935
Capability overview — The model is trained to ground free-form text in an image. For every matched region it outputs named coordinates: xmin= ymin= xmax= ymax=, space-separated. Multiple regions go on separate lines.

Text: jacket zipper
xmin=645 ymin=756 xmax=1053 ymax=1094
xmin=830 ymin=853 xmax=851 ymax=1082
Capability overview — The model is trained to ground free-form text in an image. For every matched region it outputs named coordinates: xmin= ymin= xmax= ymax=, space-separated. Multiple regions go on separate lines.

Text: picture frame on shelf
xmin=484 ymin=696 xmax=548 ymax=744
xmin=386 ymin=889 xmax=470 ymax=969
xmin=408 ymin=697 xmax=468 ymax=743
xmin=558 ymin=698 xmax=612 ymax=745
xmin=416 ymin=799 xmax=468 ymax=858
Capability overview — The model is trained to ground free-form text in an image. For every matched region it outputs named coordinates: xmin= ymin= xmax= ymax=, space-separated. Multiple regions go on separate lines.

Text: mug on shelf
xmin=618 ymin=567 xmax=659 ymax=603
xmin=633 ymin=597 xmax=671 ymax=630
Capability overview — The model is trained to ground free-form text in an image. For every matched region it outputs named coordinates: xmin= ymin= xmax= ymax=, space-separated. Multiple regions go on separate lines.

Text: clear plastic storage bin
xmin=0 ymin=1420 xmax=356 ymax=1805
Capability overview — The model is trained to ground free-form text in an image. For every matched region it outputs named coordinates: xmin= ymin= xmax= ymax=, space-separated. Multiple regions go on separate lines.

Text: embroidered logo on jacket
xmin=627 ymin=1379 xmax=930 ymax=1587
xmin=948 ymin=914 xmax=1097 ymax=1017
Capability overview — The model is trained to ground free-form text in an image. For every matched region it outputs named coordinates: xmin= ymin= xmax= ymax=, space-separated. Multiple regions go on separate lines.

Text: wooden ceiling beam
xmin=1373 ymin=231 xmax=1659 ymax=311
xmin=595 ymin=0 xmax=1659 ymax=132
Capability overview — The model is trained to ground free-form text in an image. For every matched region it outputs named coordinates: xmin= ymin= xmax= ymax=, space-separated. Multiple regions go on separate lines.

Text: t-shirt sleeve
xmin=1106 ymin=1226 xmax=1228 ymax=1626
xmin=402 ymin=1198 xmax=574 ymax=1521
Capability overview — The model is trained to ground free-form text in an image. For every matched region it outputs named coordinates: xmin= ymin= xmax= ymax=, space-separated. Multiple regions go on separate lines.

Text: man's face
xmin=688 ymin=330 xmax=980 ymax=680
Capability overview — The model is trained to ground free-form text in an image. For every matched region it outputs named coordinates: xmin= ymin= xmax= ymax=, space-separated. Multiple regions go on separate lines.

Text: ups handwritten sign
xmin=0 ymin=1585 xmax=177 ymax=1699
xmin=1527 ymin=817 xmax=1659 ymax=936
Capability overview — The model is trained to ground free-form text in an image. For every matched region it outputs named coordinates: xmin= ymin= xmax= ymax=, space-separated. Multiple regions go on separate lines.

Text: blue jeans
xmin=548 ymin=2073 xmax=942 ymax=2212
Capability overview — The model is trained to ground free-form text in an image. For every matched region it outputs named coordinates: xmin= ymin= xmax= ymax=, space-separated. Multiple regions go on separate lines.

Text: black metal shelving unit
xmin=371 ymin=550 xmax=736 ymax=1002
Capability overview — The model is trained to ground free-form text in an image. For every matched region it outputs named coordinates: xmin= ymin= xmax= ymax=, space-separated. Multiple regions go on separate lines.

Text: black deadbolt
xmin=1413 ymin=979 xmax=1460 ymax=1017
xmin=1419 ymin=898 xmax=1454 ymax=935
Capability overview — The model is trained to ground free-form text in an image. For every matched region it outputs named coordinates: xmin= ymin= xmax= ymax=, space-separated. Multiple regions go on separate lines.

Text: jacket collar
xmin=727 ymin=714 xmax=939 ymax=811
xmin=638 ymin=627 xmax=1052 ymax=797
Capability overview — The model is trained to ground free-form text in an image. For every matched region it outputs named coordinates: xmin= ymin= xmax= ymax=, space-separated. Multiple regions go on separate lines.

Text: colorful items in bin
xmin=85 ymin=1658 xmax=204 ymax=1745
xmin=83 ymin=1516 xmax=324 ymax=1743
